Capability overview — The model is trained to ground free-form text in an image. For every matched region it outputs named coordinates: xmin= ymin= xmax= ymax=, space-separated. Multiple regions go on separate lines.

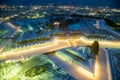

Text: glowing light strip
xmin=55 ymin=52 xmax=96 ymax=78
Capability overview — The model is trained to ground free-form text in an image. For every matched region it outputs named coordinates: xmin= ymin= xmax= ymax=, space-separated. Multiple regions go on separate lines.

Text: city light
xmin=0 ymin=2 xmax=120 ymax=79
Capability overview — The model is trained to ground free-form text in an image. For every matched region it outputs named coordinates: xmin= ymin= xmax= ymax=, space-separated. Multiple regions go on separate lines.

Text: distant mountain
xmin=0 ymin=0 xmax=120 ymax=8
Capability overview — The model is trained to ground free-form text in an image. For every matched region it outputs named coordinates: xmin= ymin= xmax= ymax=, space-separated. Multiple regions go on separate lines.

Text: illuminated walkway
xmin=0 ymin=39 xmax=71 ymax=61
xmin=0 ymin=37 xmax=120 ymax=61
xmin=0 ymin=34 xmax=119 ymax=80
xmin=72 ymin=37 xmax=120 ymax=48
xmin=48 ymin=48 xmax=109 ymax=80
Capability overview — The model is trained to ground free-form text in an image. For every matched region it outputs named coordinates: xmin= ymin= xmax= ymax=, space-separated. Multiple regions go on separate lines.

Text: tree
xmin=91 ymin=41 xmax=99 ymax=55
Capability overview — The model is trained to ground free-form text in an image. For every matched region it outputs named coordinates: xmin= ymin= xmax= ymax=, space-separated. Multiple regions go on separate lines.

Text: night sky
xmin=0 ymin=0 xmax=120 ymax=8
